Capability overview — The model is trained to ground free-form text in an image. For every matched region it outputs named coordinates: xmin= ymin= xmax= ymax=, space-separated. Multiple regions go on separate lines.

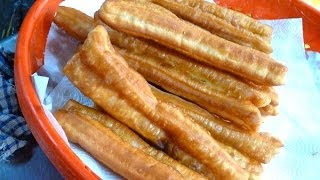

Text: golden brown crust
xmin=54 ymin=110 xmax=184 ymax=180
xmin=55 ymin=6 xmax=272 ymax=109
xmin=63 ymin=100 xmax=206 ymax=180
xmin=95 ymin=12 xmax=272 ymax=107
xmin=259 ymin=104 xmax=279 ymax=116
xmin=63 ymin=100 xmax=153 ymax=148
xmin=174 ymin=0 xmax=272 ymax=40
xmin=118 ymin=46 xmax=262 ymax=131
xmin=106 ymin=28 xmax=271 ymax=108
xmin=151 ymin=0 xmax=272 ymax=53
xmin=269 ymin=87 xmax=280 ymax=106
xmin=64 ymin=50 xmax=214 ymax=179
xmin=64 ymin=26 xmax=249 ymax=179
xmin=151 ymin=86 xmax=283 ymax=163
xmin=55 ymin=6 xmax=263 ymax=131
xmin=56 ymin=6 xmax=285 ymax=178
xmin=164 ymin=144 xmax=216 ymax=179
xmin=218 ymin=142 xmax=263 ymax=176
xmin=54 ymin=6 xmax=95 ymax=42
xmin=55 ymin=7 xmax=215 ymax=178
xmin=67 ymin=56 xmax=215 ymax=179
xmin=65 ymin=52 xmax=169 ymax=146
xmin=243 ymin=80 xmax=280 ymax=106
xmin=99 ymin=0 xmax=287 ymax=86
xmin=154 ymin=103 xmax=249 ymax=179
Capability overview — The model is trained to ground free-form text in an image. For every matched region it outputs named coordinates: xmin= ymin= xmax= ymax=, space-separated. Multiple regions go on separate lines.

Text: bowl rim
xmin=14 ymin=0 xmax=99 ymax=179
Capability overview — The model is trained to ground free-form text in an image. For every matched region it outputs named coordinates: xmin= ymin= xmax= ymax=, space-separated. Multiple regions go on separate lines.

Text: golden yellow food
xmin=52 ymin=3 xmax=286 ymax=179
xmin=260 ymin=104 xmax=279 ymax=116
xmin=97 ymin=13 xmax=269 ymax=131
xmin=151 ymin=86 xmax=283 ymax=163
xmin=55 ymin=3 xmax=281 ymax=166
xmin=62 ymin=40 xmax=214 ymax=178
xmin=62 ymin=100 xmax=206 ymax=180
xmin=170 ymin=0 xmax=273 ymax=40
xmin=151 ymin=0 xmax=272 ymax=53
xmin=54 ymin=6 xmax=95 ymax=42
xmin=55 ymin=6 xmax=265 ymax=131
xmin=99 ymin=0 xmax=287 ymax=86
xmin=54 ymin=110 xmax=184 ymax=180
xmin=64 ymin=25 xmax=249 ymax=179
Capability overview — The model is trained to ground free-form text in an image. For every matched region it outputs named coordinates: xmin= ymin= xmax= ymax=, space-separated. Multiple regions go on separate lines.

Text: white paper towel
xmin=32 ymin=0 xmax=320 ymax=179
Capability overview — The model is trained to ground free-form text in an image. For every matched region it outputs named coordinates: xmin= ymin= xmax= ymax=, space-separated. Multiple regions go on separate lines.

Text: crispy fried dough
xmin=151 ymin=86 xmax=283 ymax=163
xmin=115 ymin=43 xmax=272 ymax=108
xmin=54 ymin=110 xmax=183 ymax=180
xmin=55 ymin=6 xmax=284 ymax=178
xmin=64 ymin=54 xmax=215 ymax=179
xmin=260 ymin=104 xmax=279 ymax=116
xmin=65 ymin=51 xmax=167 ymax=148
xmin=54 ymin=6 xmax=95 ymax=42
xmin=55 ymin=7 xmax=264 ymax=131
xmin=95 ymin=14 xmax=264 ymax=131
xmin=64 ymin=26 xmax=249 ymax=179
xmin=94 ymin=12 xmax=271 ymax=108
xmin=55 ymin=5 xmax=280 ymax=163
xmin=173 ymin=0 xmax=272 ymax=40
xmin=218 ymin=142 xmax=262 ymax=177
xmin=243 ymin=80 xmax=280 ymax=106
xmin=62 ymin=100 xmax=206 ymax=180
xmin=54 ymin=7 xmax=215 ymax=178
xmin=99 ymin=0 xmax=287 ymax=86
xmin=151 ymin=0 xmax=272 ymax=53
xmin=117 ymin=46 xmax=262 ymax=131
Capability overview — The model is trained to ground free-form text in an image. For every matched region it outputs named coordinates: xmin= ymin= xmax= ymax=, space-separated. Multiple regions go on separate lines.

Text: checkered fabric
xmin=0 ymin=50 xmax=30 ymax=161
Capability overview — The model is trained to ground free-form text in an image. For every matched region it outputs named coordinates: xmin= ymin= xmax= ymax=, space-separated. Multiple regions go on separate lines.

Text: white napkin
xmin=31 ymin=0 xmax=320 ymax=179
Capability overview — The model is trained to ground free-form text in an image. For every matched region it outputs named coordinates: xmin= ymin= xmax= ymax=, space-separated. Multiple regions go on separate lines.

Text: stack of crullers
xmin=53 ymin=0 xmax=287 ymax=179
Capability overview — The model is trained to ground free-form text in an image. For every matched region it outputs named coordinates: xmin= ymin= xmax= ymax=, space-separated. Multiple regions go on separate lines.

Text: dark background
xmin=0 ymin=0 xmax=35 ymax=40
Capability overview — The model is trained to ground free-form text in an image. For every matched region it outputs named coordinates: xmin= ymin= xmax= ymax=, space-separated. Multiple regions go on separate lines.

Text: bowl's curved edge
xmin=14 ymin=0 xmax=99 ymax=179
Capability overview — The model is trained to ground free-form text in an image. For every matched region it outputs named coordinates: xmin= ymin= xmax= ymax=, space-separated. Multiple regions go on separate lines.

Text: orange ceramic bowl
xmin=14 ymin=0 xmax=320 ymax=179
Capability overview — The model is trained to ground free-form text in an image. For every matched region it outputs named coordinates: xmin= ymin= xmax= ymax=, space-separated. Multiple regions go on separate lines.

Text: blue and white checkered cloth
xmin=0 ymin=50 xmax=31 ymax=161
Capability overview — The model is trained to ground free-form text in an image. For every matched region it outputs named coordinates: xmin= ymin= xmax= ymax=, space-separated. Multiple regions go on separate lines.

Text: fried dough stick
xmin=174 ymin=0 xmax=272 ymax=40
xmin=117 ymin=46 xmax=261 ymax=131
xmin=54 ymin=6 xmax=271 ymax=107
xmin=54 ymin=7 xmax=271 ymax=176
xmin=94 ymin=13 xmax=264 ymax=131
xmin=54 ymin=7 xmax=278 ymax=113
xmin=64 ymin=26 xmax=249 ymax=179
xmin=54 ymin=6 xmax=262 ymax=132
xmin=243 ymin=82 xmax=279 ymax=116
xmin=65 ymin=99 xmax=263 ymax=177
xmin=94 ymin=10 xmax=271 ymax=109
xmin=217 ymin=142 xmax=262 ymax=178
xmin=99 ymin=17 xmax=269 ymax=107
xmin=54 ymin=8 xmax=214 ymax=177
xmin=150 ymin=0 xmax=272 ymax=53
xmin=66 ymin=56 xmax=215 ymax=179
xmin=54 ymin=6 xmax=95 ymax=42
xmin=151 ymin=86 xmax=283 ymax=163
xmin=259 ymin=104 xmax=279 ymax=116
xmin=55 ymin=27 xmax=214 ymax=179
xmin=99 ymin=0 xmax=287 ymax=86
xmin=54 ymin=110 xmax=184 ymax=180
xmin=62 ymin=100 xmax=205 ymax=180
